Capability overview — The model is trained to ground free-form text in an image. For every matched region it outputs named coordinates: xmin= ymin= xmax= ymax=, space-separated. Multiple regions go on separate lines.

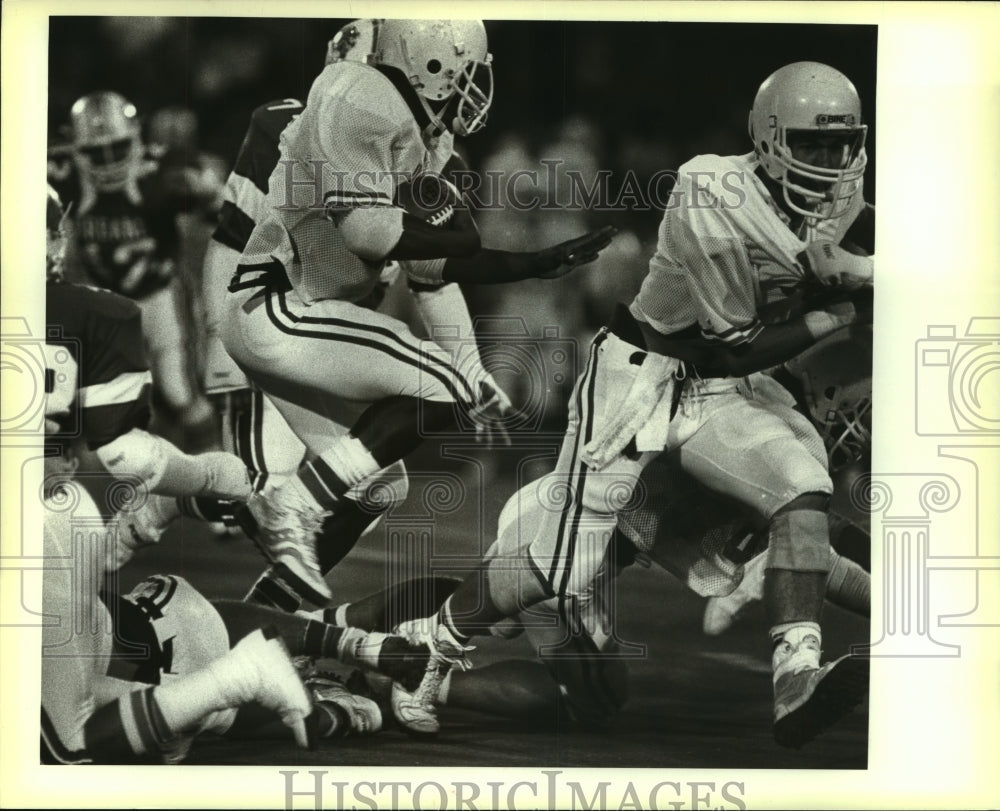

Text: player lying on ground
xmin=211 ymin=19 xmax=615 ymax=608
xmin=392 ymin=61 xmax=875 ymax=749
xmin=41 ymin=463 xmax=432 ymax=763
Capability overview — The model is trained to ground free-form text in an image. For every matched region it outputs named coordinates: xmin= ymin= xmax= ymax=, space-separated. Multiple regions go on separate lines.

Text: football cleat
xmin=235 ymin=491 xmax=332 ymax=606
xmin=305 ymin=669 xmax=383 ymax=736
xmin=389 ymin=619 xmax=473 ymax=736
xmin=702 ymin=551 xmax=767 ymax=636
xmin=228 ymin=626 xmax=315 ymax=749
xmin=773 ymin=648 xmax=870 ymax=748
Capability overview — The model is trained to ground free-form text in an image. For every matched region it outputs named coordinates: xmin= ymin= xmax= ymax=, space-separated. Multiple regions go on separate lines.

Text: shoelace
xmin=412 ymin=660 xmax=450 ymax=709
xmin=290 ymin=506 xmax=328 ymax=575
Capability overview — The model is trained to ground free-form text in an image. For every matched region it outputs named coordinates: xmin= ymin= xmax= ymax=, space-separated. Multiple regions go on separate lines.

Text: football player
xmin=399 ymin=61 xmax=875 ymax=747
xmin=49 ymin=91 xmax=217 ymax=446
xmin=702 ymin=322 xmax=873 ymax=634
xmin=44 ymin=184 xmax=251 ymax=525
xmin=43 ymin=186 xmax=433 ymax=761
xmin=219 ymin=19 xmax=616 ymax=607
xmin=42 ymin=186 xmax=307 ymax=763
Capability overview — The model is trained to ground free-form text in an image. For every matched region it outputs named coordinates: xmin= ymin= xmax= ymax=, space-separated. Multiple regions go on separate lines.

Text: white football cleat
xmin=772 ymin=631 xmax=869 ymax=748
xmin=229 ymin=626 xmax=315 ymax=749
xmin=390 ymin=618 xmax=472 ymax=736
xmin=306 ymin=670 xmax=383 ymax=736
xmin=235 ymin=490 xmax=332 ymax=606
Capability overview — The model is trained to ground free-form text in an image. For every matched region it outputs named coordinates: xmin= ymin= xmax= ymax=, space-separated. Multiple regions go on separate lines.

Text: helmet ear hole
xmin=426 ymin=58 xmax=442 ymax=74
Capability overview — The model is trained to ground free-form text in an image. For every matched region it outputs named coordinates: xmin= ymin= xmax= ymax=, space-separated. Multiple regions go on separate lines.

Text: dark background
xmin=48 ymin=18 xmax=876 ymax=198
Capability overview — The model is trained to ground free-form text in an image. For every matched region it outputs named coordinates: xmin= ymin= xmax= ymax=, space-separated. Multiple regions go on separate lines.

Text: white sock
xmin=336 ymin=627 xmax=385 ymax=670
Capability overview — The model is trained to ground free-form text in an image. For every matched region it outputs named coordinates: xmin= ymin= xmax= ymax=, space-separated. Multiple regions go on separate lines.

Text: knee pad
xmin=767 ymin=496 xmax=831 ymax=573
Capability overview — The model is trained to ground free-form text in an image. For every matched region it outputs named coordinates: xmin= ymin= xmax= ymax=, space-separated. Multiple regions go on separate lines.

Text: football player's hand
xmin=797 ymin=240 xmax=873 ymax=290
xmin=533 ymin=225 xmax=618 ymax=279
xmin=468 ymin=376 xmax=513 ymax=448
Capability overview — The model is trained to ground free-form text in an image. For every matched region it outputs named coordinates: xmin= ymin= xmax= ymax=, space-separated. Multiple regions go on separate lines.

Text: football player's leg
xmin=676 ymin=397 xmax=867 ymax=747
xmin=211 ymin=599 xmax=428 ymax=690
xmin=136 ymin=279 xmax=215 ymax=446
xmin=224 ymin=290 xmax=471 ymax=514
xmin=439 ymin=332 xmax=645 ymax=643
xmin=228 ymin=386 xmax=307 ymax=494
xmin=102 ymin=575 xmax=312 ymax=758
xmin=241 ymin=401 xmax=409 ymax=611
xmin=222 ymin=292 xmax=469 ymax=605
xmin=311 ymin=576 xmax=463 ymax=632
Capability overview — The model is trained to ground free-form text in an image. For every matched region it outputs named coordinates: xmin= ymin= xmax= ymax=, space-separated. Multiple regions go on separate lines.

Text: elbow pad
xmin=336 ymin=207 xmax=404 ymax=262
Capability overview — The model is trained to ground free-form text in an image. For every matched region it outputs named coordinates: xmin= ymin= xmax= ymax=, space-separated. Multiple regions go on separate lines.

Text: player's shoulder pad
xmin=675 ymin=153 xmax=749 ymax=197
xmin=311 ymin=61 xmax=409 ymax=132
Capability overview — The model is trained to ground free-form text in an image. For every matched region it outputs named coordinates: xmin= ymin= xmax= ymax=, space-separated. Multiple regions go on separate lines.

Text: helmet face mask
xmin=370 ymin=19 xmax=493 ymax=137
xmin=749 ymin=62 xmax=868 ymax=222
xmin=70 ymin=91 xmax=143 ymax=191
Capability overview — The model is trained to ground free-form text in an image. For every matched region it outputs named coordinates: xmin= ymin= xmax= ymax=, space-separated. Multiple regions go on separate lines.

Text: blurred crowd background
xmin=48 ymin=17 xmax=876 ymax=429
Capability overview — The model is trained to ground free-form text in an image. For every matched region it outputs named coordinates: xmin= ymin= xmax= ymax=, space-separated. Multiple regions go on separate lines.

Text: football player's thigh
xmin=676 ymin=397 xmax=832 ymax=521
xmin=243 ymin=294 xmax=465 ymax=406
xmin=263 ymin=387 xmax=359 ymax=457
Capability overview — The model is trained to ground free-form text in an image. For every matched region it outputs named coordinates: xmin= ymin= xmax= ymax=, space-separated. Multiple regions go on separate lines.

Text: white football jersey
xmin=631 ymin=152 xmax=865 ymax=346
xmin=241 ymin=61 xmax=435 ymax=304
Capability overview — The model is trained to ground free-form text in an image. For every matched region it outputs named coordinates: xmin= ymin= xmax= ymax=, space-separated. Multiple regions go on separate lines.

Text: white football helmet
xmin=325 ymin=18 xmax=378 ymax=65
xmin=46 ymin=184 xmax=69 ymax=281
xmin=784 ymin=324 xmax=872 ymax=471
xmin=749 ymin=62 xmax=867 ymax=221
xmin=69 ymin=91 xmax=143 ymax=191
xmin=369 ymin=19 xmax=493 ymax=137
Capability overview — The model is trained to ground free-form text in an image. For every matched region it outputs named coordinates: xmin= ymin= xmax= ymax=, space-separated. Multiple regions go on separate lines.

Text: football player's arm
xmin=705 ymin=289 xmax=871 ymax=378
xmin=407 ymin=278 xmax=513 ymax=444
xmin=668 ymin=204 xmax=867 ymax=376
xmin=402 ymin=226 xmax=618 ymax=286
xmin=317 ymin=100 xmax=480 ymax=262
